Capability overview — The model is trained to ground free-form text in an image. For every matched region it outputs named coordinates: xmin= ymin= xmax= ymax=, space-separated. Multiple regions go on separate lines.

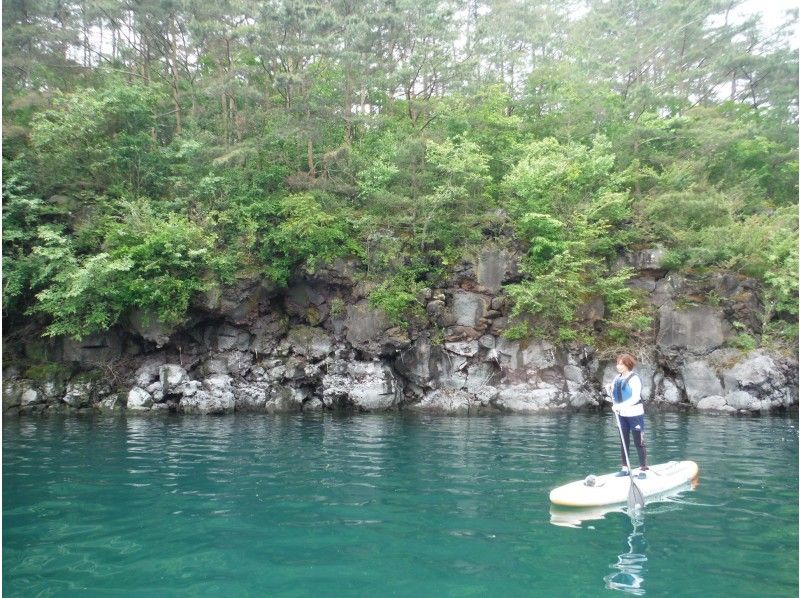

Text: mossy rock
xmin=23 ymin=362 xmax=74 ymax=383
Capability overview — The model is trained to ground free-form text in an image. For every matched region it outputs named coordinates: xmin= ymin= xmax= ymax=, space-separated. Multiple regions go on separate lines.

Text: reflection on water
xmin=605 ymin=521 xmax=648 ymax=595
xmin=548 ymin=480 xmax=697 ymax=528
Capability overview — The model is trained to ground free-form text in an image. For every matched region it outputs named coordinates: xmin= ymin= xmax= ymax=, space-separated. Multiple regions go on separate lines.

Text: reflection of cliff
xmin=3 ymin=251 xmax=798 ymax=415
xmin=604 ymin=522 xmax=648 ymax=596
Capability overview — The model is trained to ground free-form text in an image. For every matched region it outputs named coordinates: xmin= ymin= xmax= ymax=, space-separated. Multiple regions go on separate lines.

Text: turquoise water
xmin=3 ymin=412 xmax=798 ymax=597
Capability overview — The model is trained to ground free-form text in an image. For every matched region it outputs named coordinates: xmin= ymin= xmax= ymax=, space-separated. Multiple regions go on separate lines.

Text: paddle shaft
xmin=613 ymin=409 xmax=646 ymax=511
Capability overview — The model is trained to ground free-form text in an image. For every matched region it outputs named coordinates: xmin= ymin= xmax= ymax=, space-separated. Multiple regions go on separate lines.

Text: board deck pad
xmin=549 ymin=460 xmax=699 ymax=507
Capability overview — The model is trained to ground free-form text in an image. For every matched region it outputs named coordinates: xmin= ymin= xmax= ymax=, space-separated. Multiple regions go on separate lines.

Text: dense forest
xmin=3 ymin=0 xmax=798 ymax=357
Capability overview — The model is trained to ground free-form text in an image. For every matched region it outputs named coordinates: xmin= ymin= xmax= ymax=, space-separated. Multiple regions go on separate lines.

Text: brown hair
xmin=616 ymin=352 xmax=636 ymax=370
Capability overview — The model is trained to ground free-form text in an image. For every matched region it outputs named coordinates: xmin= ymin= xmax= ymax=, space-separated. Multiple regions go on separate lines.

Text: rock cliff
xmin=4 ymin=249 xmax=797 ymax=416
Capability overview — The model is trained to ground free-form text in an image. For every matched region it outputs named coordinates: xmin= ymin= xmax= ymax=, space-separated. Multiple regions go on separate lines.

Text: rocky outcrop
xmin=3 ymin=245 xmax=796 ymax=416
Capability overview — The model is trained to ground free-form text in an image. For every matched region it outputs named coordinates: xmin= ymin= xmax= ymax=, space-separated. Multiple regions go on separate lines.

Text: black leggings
xmin=619 ymin=416 xmax=648 ymax=469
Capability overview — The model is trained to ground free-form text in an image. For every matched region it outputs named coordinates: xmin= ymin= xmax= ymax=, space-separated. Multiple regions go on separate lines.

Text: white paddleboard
xmin=549 ymin=460 xmax=699 ymax=507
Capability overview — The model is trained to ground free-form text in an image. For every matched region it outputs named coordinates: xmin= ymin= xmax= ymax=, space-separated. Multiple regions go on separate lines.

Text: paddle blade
xmin=627 ymin=480 xmax=646 ymax=513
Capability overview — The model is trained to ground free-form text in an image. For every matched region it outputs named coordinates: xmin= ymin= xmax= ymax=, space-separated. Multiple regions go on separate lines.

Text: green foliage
xmin=502 ymin=322 xmax=530 ymax=341
xmin=506 ymin=213 xmax=637 ymax=338
xmin=1 ymin=3 xmax=797 ymax=352
xmin=368 ymin=270 xmax=425 ymax=326
xmin=729 ymin=333 xmax=758 ymax=352
xmin=501 ymin=136 xmax=640 ymax=341
xmin=28 ymin=81 xmax=168 ymax=196
xmin=503 ymin=136 xmax=621 ymax=218
xmin=260 ymin=193 xmax=359 ymax=285
xmin=329 ymin=297 xmax=346 ymax=319
xmin=31 ymin=201 xmax=232 ymax=340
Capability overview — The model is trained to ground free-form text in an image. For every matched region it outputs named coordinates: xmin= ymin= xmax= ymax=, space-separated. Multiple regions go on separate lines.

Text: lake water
xmin=3 ymin=412 xmax=798 ymax=597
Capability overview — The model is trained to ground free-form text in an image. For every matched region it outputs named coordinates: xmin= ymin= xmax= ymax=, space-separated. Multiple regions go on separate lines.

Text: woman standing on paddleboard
xmin=605 ymin=353 xmax=649 ymax=479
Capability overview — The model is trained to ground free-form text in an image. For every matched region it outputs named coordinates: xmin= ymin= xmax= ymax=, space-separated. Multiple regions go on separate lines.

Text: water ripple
xmin=3 ymin=412 xmax=797 ymax=597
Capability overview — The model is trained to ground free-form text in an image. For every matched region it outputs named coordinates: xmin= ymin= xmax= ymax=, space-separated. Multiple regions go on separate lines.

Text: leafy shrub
xmin=368 ymin=270 xmax=425 ymax=326
xmin=31 ymin=201 xmax=232 ymax=339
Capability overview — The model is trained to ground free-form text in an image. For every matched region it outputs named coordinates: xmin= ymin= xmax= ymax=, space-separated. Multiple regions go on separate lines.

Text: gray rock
xmin=382 ymin=327 xmax=412 ymax=353
xmin=722 ymin=352 xmax=781 ymax=394
xmin=160 ymin=365 xmax=189 ymax=395
xmin=576 ymin=296 xmax=605 ymax=324
xmin=175 ymin=375 xmax=237 ymax=414
xmin=490 ymin=297 xmax=506 ymax=311
xmin=476 ymin=247 xmax=508 ymax=293
xmin=478 ymin=335 xmax=496 ymax=349
xmin=203 ymin=357 xmax=230 ymax=375
xmin=20 ymin=388 xmax=41 ymax=406
xmin=657 ymin=303 xmax=729 ymax=353
xmin=321 ymin=362 xmax=401 ymax=411
xmin=266 ymin=386 xmax=306 ymax=413
xmin=129 ymin=310 xmax=172 ymax=347
xmin=489 ymin=317 xmax=508 ymax=335
xmin=195 ymin=277 xmax=275 ymax=324
xmin=565 ymin=382 xmax=596 ymax=408
xmin=217 ymin=325 xmax=251 ymax=352
xmin=652 ymin=275 xmax=686 ymax=308
xmin=445 ymin=326 xmax=482 ymax=341
xmin=42 ymin=380 xmax=67 ymax=402
xmin=3 ymin=382 xmax=22 ymax=410
xmin=147 ymin=381 xmax=165 ymax=403
xmin=452 ymin=292 xmax=488 ymax=327
xmin=444 ymin=341 xmax=480 ymax=357
xmin=495 ymin=339 xmax=558 ymax=372
xmin=625 ymin=247 xmax=666 ymax=271
xmin=221 ymin=351 xmax=254 ymax=377
xmin=98 ymin=396 xmax=121 ymax=411
xmin=563 ymin=365 xmax=585 ymax=384
xmin=234 ymin=382 xmax=270 ymax=411
xmin=62 ymin=382 xmax=93 ymax=408
xmin=659 ymin=376 xmax=683 ymax=404
xmin=462 ymin=362 xmax=499 ymax=393
xmin=127 ymin=387 xmax=153 ymax=411
xmin=62 ymin=331 xmax=124 ymax=365
xmin=682 ymin=361 xmax=724 ymax=405
xmin=726 ymin=390 xmax=760 ymax=411
xmin=395 ymin=338 xmax=437 ymax=389
xmin=180 ymin=389 xmax=235 ymax=414
xmin=203 ymin=374 xmax=233 ymax=394
xmin=286 ymin=326 xmax=333 ymax=361
xmin=409 ymin=388 xmax=472 ymax=414
xmin=303 ymin=397 xmax=325 ymax=411
xmin=426 ymin=299 xmax=446 ymax=316
xmin=311 ymin=258 xmax=360 ymax=286
xmin=134 ymin=359 xmax=165 ymax=388
xmin=696 ymin=395 xmax=735 ymax=412
xmin=629 ymin=277 xmax=657 ymax=293
xmin=178 ymin=380 xmax=202 ymax=397
xmin=494 ymin=384 xmax=561 ymax=413
xmin=347 ymin=362 xmax=402 ymax=411
xmin=250 ymin=318 xmax=285 ymax=355
xmin=345 ymin=300 xmax=392 ymax=354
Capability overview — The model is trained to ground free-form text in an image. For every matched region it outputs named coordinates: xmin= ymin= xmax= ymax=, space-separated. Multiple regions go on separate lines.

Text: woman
xmin=605 ymin=352 xmax=649 ymax=479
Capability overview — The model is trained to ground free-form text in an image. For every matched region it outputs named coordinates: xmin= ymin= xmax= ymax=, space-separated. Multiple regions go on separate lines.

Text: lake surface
xmin=3 ymin=412 xmax=798 ymax=597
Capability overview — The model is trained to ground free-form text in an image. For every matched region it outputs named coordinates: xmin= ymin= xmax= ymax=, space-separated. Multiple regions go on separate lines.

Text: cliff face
xmin=3 ymin=247 xmax=797 ymax=416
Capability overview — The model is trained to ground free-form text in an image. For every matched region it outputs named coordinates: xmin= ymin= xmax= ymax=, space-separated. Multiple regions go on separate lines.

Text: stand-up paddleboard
xmin=549 ymin=460 xmax=699 ymax=507
xmin=550 ymin=480 xmax=697 ymax=527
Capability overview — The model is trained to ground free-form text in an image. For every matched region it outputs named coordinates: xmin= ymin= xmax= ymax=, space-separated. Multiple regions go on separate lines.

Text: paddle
xmin=614 ymin=410 xmax=646 ymax=514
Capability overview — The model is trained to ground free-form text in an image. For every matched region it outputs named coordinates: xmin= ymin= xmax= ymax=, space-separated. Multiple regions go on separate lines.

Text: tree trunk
xmin=307 ymin=139 xmax=316 ymax=177
xmin=344 ymin=68 xmax=354 ymax=143
xmin=169 ymin=15 xmax=182 ymax=136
